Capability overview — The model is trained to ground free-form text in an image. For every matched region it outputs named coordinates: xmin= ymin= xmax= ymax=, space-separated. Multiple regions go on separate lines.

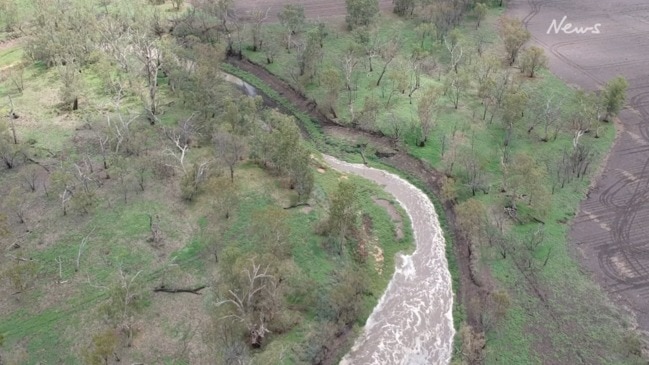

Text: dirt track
xmin=508 ymin=0 xmax=649 ymax=330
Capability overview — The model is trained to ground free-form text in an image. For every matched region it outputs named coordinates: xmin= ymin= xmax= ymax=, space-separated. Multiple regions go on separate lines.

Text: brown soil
xmin=226 ymin=54 xmax=490 ymax=341
xmin=508 ymin=0 xmax=649 ymax=333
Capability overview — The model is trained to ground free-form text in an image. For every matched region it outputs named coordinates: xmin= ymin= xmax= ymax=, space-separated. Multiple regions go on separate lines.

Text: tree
xmin=384 ymin=61 xmax=409 ymax=107
xmin=215 ymin=260 xmax=282 ymax=348
xmin=345 ymin=0 xmax=379 ymax=30
xmin=20 ymin=164 xmax=42 ymax=192
xmin=323 ymin=265 xmax=370 ymax=325
xmin=381 ymin=111 xmax=410 ymax=144
xmin=7 ymin=187 xmax=28 ymax=224
xmin=263 ymin=33 xmax=280 ymax=64
xmin=600 ymin=76 xmax=628 ymax=122
xmin=100 ymin=266 xmax=146 ymax=343
xmin=82 ymin=329 xmax=119 ymax=365
xmin=340 ymin=48 xmax=360 ymax=105
xmin=182 ymin=43 xmax=227 ymax=133
xmin=416 ymin=86 xmax=440 ymax=146
xmin=110 ymin=155 xmax=134 ymax=204
xmin=132 ymin=29 xmax=163 ymax=124
xmin=376 ymin=35 xmax=401 ymax=87
xmin=214 ymin=131 xmax=246 ymax=182
xmin=50 ymin=167 xmax=74 ymax=216
xmin=569 ymin=90 xmax=598 ymax=134
xmin=0 ymin=136 xmax=24 ymax=169
xmin=474 ymin=3 xmax=487 ymax=29
xmin=353 ymin=25 xmax=381 ymax=72
xmin=444 ymin=30 xmax=464 ymax=73
xmin=445 ymin=71 xmax=470 ymax=109
xmin=460 ymin=144 xmax=488 ymax=196
xmin=526 ymin=92 xmax=563 ymax=141
xmin=501 ymin=86 xmax=528 ymax=146
xmin=180 ymin=161 xmax=211 ymax=201
xmin=262 ymin=111 xmax=301 ymax=172
xmin=4 ymin=96 xmax=18 ymax=145
xmin=25 ymin=0 xmax=98 ymax=67
xmin=0 ymin=0 xmax=22 ymax=32
xmin=2 ymin=256 xmax=38 ymax=294
xmin=519 ymin=46 xmax=548 ymax=77
xmin=58 ymin=61 xmax=83 ymax=111
xmin=206 ymin=176 xmax=239 ymax=220
xmin=249 ymin=8 xmax=269 ymax=52
xmin=321 ymin=67 xmax=343 ymax=118
xmin=505 ymin=153 xmax=547 ymax=213
xmin=499 ymin=16 xmax=530 ymax=66
xmin=393 ymin=0 xmax=415 ymax=16
xmin=288 ymin=150 xmax=314 ymax=204
xmin=8 ymin=63 xmax=25 ymax=94
xmin=456 ymin=198 xmax=487 ymax=243
xmin=278 ymin=4 xmax=305 ymax=52
xmin=296 ymin=28 xmax=324 ymax=83
xmin=325 ymin=180 xmax=359 ymax=254
xmin=458 ymin=324 xmax=486 ymax=364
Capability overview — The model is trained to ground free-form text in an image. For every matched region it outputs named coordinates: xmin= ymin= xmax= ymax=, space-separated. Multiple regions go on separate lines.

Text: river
xmin=324 ymin=156 xmax=454 ymax=365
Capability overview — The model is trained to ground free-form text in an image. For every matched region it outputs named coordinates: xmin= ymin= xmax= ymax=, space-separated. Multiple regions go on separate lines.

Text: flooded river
xmin=324 ymin=156 xmax=454 ymax=365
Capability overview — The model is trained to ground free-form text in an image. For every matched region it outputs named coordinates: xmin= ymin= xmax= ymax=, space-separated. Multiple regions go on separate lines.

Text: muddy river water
xmin=323 ymin=156 xmax=454 ymax=365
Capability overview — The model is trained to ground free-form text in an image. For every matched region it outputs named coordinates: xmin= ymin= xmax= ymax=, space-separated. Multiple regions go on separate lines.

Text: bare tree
xmin=20 ymin=164 xmax=42 ymax=192
xmin=132 ymin=29 xmax=162 ymax=124
xmin=249 ymin=8 xmax=270 ymax=52
xmin=216 ymin=261 xmax=277 ymax=348
xmin=340 ymin=48 xmax=360 ymax=105
xmin=164 ymin=126 xmax=190 ymax=174
xmin=444 ymin=34 xmax=464 ymax=73
xmin=76 ymin=227 xmax=96 ymax=272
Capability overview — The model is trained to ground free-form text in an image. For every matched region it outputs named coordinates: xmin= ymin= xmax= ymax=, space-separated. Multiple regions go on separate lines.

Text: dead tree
xmin=76 ymin=227 xmax=96 ymax=272
xmin=216 ymin=261 xmax=275 ymax=348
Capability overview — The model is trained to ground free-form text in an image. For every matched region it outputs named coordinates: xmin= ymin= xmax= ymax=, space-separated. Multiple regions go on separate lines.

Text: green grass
xmin=0 ymin=46 xmax=22 ymax=68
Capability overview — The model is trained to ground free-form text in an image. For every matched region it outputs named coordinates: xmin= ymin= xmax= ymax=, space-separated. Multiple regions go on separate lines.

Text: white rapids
xmin=323 ymin=155 xmax=455 ymax=365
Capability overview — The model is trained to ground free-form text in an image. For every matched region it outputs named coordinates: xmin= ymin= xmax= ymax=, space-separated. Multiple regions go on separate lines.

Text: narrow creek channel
xmin=324 ymin=156 xmax=454 ymax=365
xmin=223 ymin=71 xmax=455 ymax=364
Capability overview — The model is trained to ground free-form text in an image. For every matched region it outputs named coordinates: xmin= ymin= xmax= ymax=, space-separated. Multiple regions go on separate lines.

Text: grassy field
xmin=239 ymin=6 xmax=642 ymax=364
